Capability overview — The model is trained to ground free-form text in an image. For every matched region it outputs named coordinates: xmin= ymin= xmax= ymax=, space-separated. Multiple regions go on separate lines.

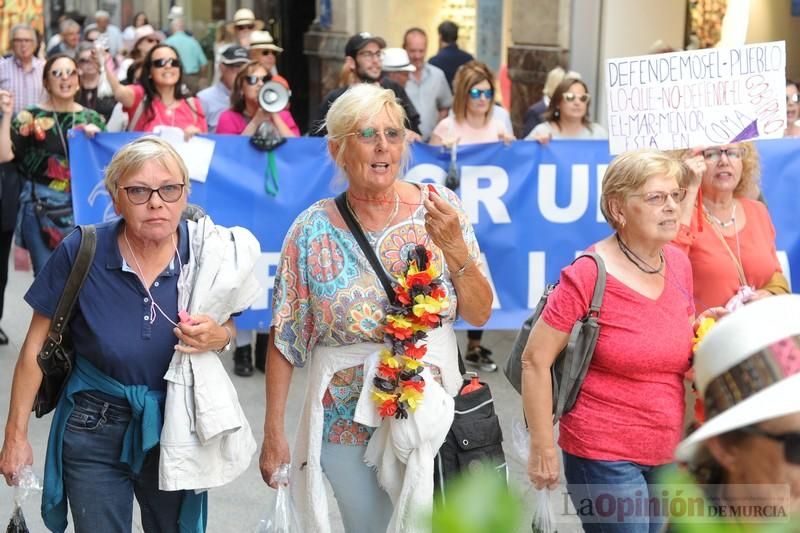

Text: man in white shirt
xmin=197 ymin=46 xmax=250 ymax=132
xmin=91 ymin=10 xmax=123 ymax=56
xmin=402 ymin=28 xmax=452 ymax=141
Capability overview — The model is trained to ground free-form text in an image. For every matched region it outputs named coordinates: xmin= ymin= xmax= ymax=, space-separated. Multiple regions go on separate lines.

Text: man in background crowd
xmin=84 ymin=10 xmax=123 ymax=56
xmin=164 ymin=13 xmax=208 ymax=94
xmin=429 ymin=20 xmax=474 ymax=89
xmin=311 ymin=32 xmax=421 ymax=137
xmin=198 ymin=45 xmax=250 ymax=132
xmin=402 ymin=27 xmax=452 ymax=141
xmin=47 ymin=19 xmax=81 ymax=57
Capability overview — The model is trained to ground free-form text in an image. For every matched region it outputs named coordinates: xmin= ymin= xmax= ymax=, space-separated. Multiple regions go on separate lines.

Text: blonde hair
xmin=452 ymin=60 xmax=496 ymax=124
xmin=104 ymin=136 xmax=190 ymax=200
xmin=600 ymin=149 xmax=688 ymax=230
xmin=325 ymin=84 xmax=410 ymax=175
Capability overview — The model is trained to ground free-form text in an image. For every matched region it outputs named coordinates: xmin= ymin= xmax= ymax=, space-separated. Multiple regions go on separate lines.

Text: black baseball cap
xmin=221 ymin=45 xmax=250 ymax=65
xmin=345 ymin=32 xmax=386 ymax=58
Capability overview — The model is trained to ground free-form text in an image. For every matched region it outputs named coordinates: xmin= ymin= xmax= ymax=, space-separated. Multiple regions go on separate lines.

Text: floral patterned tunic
xmin=272 ymin=185 xmax=481 ymax=446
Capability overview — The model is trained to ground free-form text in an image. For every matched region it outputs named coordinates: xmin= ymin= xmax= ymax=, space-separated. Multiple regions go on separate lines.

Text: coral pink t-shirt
xmin=431 ymin=115 xmax=506 ymax=145
xmin=216 ymin=109 xmax=300 ymax=136
xmin=541 ymin=245 xmax=694 ymax=465
xmin=124 ymin=84 xmax=208 ymax=133
xmin=672 ymin=197 xmax=782 ymax=312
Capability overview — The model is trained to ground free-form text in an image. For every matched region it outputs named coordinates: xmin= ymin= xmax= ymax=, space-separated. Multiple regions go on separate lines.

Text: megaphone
xmin=258 ymin=81 xmax=291 ymax=112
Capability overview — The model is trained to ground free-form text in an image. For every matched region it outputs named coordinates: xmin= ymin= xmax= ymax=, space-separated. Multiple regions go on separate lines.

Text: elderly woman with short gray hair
xmin=259 ymin=83 xmax=492 ymax=532
xmin=522 ymin=149 xmax=696 ymax=533
xmin=0 ymin=136 xmax=246 ymax=533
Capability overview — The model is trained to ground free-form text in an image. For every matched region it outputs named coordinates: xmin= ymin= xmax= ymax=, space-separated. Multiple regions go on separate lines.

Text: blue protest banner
xmin=68 ymin=133 xmax=800 ymax=329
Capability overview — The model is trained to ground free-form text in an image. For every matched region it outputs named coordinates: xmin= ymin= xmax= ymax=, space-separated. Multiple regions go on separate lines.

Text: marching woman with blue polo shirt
xmin=0 ymin=137 xmax=261 ymax=533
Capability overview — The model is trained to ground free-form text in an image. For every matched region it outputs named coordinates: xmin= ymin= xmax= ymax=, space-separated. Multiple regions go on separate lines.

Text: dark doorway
xmin=255 ymin=0 xmax=316 ymax=135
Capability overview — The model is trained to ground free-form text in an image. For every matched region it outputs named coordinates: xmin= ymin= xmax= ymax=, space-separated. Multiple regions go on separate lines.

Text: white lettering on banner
xmin=251 ymin=252 xmax=281 ymax=312
xmin=461 ymin=166 xmax=511 ymax=224
xmin=403 ymin=163 xmax=447 ymax=185
xmin=595 ymin=164 xmax=608 ymax=223
xmin=605 ymin=41 xmax=786 ymax=153
xmin=478 ymin=252 xmax=501 ymax=309
xmin=528 ymin=252 xmax=546 ymax=308
xmin=538 ymin=164 xmax=590 ymax=223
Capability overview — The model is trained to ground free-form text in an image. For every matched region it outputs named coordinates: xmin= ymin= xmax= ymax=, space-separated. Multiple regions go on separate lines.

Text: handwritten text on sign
xmin=605 ymin=41 xmax=786 ymax=154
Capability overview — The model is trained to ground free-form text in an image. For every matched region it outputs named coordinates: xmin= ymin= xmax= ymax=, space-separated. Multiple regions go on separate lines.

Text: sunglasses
xmin=468 ymin=88 xmax=493 ymax=100
xmin=50 ymin=68 xmax=78 ymax=79
xmin=738 ymin=426 xmax=800 ymax=465
xmin=244 ymin=75 xmax=270 ymax=86
xmin=77 ymin=57 xmax=94 ymax=64
xmin=787 ymin=93 xmax=800 ymax=104
xmin=236 ymin=24 xmax=255 ymax=30
xmin=563 ymin=92 xmax=590 ymax=103
xmin=85 ymin=37 xmax=96 ymax=43
xmin=121 ymin=184 xmax=185 ymax=205
xmin=259 ymin=49 xmax=277 ymax=56
xmin=629 ymin=188 xmax=688 ymax=206
xmin=703 ymin=147 xmax=744 ymax=161
xmin=152 ymin=57 xmax=181 ymax=69
xmin=347 ymin=127 xmax=405 ymax=145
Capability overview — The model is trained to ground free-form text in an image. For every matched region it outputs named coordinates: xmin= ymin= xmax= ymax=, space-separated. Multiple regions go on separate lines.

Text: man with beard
xmin=310 ymin=33 xmax=421 ymax=137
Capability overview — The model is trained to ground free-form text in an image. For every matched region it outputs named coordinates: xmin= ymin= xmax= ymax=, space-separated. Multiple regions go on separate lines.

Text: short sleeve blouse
xmin=271 ymin=185 xmax=481 ymax=367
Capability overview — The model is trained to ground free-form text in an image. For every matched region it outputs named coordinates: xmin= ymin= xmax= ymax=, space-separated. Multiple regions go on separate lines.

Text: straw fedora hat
xmin=249 ymin=30 xmax=283 ymax=53
xmin=227 ymin=8 xmax=264 ymax=32
xmin=675 ymin=294 xmax=800 ymax=462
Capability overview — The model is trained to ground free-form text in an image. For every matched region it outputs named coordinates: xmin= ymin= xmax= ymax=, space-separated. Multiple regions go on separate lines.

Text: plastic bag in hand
xmin=254 ymin=464 xmax=299 ymax=533
xmin=5 ymin=466 xmax=42 ymax=533
xmin=511 ymin=418 xmax=557 ymax=533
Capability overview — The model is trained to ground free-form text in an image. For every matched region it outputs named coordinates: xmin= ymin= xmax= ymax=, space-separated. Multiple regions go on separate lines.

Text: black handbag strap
xmin=334 ymin=193 xmax=467 ymax=375
xmin=48 ymin=225 xmax=97 ymax=340
xmin=334 ymin=193 xmax=397 ymax=304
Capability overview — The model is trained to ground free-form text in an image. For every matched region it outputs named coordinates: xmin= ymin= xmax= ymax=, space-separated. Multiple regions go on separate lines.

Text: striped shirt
xmin=0 ymin=55 xmax=45 ymax=115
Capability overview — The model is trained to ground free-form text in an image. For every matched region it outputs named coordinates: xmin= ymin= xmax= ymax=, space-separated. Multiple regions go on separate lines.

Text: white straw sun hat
xmin=675 ymin=294 xmax=800 ymax=462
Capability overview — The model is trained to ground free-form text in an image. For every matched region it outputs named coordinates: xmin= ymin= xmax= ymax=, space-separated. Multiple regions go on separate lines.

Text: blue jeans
xmin=563 ymin=451 xmax=671 ymax=533
xmin=320 ymin=442 xmax=393 ymax=533
xmin=61 ymin=391 xmax=187 ymax=533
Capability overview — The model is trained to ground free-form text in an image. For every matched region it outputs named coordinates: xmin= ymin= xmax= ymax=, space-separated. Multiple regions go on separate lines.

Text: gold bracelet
xmin=454 ymin=255 xmax=473 ymax=278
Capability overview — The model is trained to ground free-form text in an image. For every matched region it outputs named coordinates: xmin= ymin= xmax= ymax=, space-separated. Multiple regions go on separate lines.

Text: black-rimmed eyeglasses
xmin=121 ymin=184 xmax=185 ymax=204
xmin=738 ymin=426 xmax=800 ymax=465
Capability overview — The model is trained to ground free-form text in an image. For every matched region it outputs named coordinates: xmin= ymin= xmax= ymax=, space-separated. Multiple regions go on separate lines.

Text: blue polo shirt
xmin=25 ymin=218 xmax=190 ymax=391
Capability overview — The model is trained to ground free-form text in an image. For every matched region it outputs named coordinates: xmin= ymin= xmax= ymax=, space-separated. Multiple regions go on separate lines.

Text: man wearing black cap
xmin=310 ymin=32 xmax=421 ymax=137
xmin=197 ymin=45 xmax=250 ymax=132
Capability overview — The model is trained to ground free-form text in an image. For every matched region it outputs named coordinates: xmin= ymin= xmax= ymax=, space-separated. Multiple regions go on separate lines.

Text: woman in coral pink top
xmin=216 ymin=61 xmax=298 ymax=137
xmin=675 ymin=143 xmax=788 ymax=313
xmin=521 ymin=151 xmax=697 ymax=533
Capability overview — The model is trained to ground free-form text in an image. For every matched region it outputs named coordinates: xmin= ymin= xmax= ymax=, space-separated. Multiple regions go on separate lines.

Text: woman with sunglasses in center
xmin=216 ymin=60 xmax=298 ymax=137
xmin=526 ymin=77 xmax=607 ymax=142
xmin=430 ymin=60 xmax=513 ymax=373
xmin=0 ymin=54 xmax=105 ymax=275
xmin=104 ymin=43 xmax=207 ymax=137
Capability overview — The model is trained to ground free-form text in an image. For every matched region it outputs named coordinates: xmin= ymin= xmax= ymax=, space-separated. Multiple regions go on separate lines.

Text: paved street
xmin=0 ymin=262 xmax=581 ymax=532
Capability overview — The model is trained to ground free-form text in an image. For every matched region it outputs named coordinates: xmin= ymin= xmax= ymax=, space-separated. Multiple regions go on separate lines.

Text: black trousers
xmin=0 ymin=161 xmax=21 ymax=320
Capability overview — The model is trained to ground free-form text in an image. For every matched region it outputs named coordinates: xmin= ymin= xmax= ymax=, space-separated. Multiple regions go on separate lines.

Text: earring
xmin=620 ymin=219 xmax=626 ymax=228
xmin=554 ymin=109 xmax=560 ymax=118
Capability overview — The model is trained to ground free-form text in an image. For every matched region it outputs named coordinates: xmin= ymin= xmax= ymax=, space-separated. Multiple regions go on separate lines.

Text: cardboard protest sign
xmin=605 ymin=41 xmax=786 ymax=154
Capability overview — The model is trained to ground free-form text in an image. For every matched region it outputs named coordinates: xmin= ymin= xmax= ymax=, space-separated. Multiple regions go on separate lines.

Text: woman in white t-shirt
xmin=430 ymin=60 xmax=513 ymax=373
xmin=430 ymin=60 xmax=514 ymax=147
xmin=526 ymin=77 xmax=607 ymax=142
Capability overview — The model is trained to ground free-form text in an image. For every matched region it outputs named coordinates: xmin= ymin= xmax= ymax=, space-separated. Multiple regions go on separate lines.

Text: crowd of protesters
xmin=0 ymin=8 xmax=799 ymax=533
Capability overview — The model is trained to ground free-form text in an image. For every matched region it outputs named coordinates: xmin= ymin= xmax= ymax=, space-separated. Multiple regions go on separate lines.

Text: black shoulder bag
xmin=333 ymin=193 xmax=506 ymax=497
xmin=34 ymin=225 xmax=97 ymax=418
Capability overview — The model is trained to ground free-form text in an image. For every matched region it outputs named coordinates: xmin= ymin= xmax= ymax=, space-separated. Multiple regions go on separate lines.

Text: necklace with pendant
xmin=346 ymin=190 xmax=400 ymax=239
xmin=703 ymin=201 xmax=736 ymax=228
